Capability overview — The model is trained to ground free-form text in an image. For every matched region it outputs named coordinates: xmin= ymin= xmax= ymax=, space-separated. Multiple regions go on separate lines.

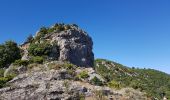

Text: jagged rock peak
xmin=22 ymin=23 xmax=94 ymax=67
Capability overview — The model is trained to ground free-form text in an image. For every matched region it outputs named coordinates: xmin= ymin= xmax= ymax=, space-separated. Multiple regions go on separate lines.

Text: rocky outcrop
xmin=22 ymin=24 xmax=94 ymax=67
xmin=51 ymin=29 xmax=94 ymax=67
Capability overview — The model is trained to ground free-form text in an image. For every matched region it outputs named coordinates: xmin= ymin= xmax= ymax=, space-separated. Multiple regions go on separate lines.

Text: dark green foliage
xmin=34 ymin=27 xmax=48 ymax=41
xmin=55 ymin=24 xmax=65 ymax=31
xmin=79 ymin=71 xmax=89 ymax=79
xmin=90 ymin=76 xmax=103 ymax=86
xmin=39 ymin=27 xmax=48 ymax=35
xmin=0 ymin=77 xmax=9 ymax=88
xmin=28 ymin=42 xmax=52 ymax=56
xmin=0 ymin=41 xmax=21 ymax=68
xmin=0 ymin=69 xmax=5 ymax=77
xmin=13 ymin=59 xmax=29 ymax=66
xmin=0 ymin=74 xmax=16 ymax=88
xmin=63 ymin=63 xmax=76 ymax=70
xmin=30 ymin=56 xmax=44 ymax=64
xmin=107 ymin=80 xmax=121 ymax=89
xmin=95 ymin=59 xmax=170 ymax=99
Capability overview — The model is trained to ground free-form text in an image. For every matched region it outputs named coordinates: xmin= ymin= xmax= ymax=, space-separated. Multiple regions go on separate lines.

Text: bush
xmin=79 ymin=71 xmax=89 ymax=79
xmin=0 ymin=77 xmax=9 ymax=88
xmin=107 ymin=80 xmax=121 ymax=89
xmin=63 ymin=63 xmax=75 ymax=70
xmin=13 ymin=59 xmax=29 ymax=66
xmin=56 ymin=25 xmax=65 ymax=31
xmin=0 ymin=74 xmax=16 ymax=88
xmin=30 ymin=56 xmax=44 ymax=64
xmin=0 ymin=41 xmax=21 ymax=68
xmin=130 ymin=80 xmax=143 ymax=90
xmin=90 ymin=76 xmax=103 ymax=86
xmin=28 ymin=42 xmax=53 ymax=56
xmin=54 ymin=23 xmax=65 ymax=31
xmin=0 ymin=69 xmax=5 ymax=77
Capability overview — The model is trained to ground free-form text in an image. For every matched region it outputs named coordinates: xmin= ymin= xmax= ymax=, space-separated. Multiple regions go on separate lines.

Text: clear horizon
xmin=0 ymin=0 xmax=170 ymax=74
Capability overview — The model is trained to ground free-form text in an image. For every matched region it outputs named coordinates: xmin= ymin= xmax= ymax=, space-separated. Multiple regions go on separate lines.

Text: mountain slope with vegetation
xmin=95 ymin=59 xmax=170 ymax=99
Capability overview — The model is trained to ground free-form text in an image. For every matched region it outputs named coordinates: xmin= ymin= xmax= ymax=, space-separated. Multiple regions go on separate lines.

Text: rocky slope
xmin=0 ymin=61 xmax=148 ymax=100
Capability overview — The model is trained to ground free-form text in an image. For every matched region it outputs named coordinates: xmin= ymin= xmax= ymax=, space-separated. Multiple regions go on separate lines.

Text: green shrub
xmin=39 ymin=27 xmax=48 ymax=34
xmin=38 ymin=27 xmax=48 ymax=37
xmin=90 ymin=76 xmax=103 ymax=86
xmin=13 ymin=59 xmax=29 ymax=66
xmin=0 ymin=69 xmax=5 ymax=77
xmin=79 ymin=71 xmax=89 ymax=79
xmin=67 ymin=69 xmax=75 ymax=76
xmin=0 ymin=77 xmax=9 ymax=88
xmin=63 ymin=63 xmax=75 ymax=70
xmin=28 ymin=41 xmax=53 ymax=56
xmin=56 ymin=25 xmax=65 ymax=31
xmin=0 ymin=41 xmax=21 ymax=68
xmin=47 ymin=27 xmax=55 ymax=33
xmin=54 ymin=23 xmax=65 ymax=31
xmin=0 ymin=74 xmax=16 ymax=88
xmin=30 ymin=56 xmax=44 ymax=64
xmin=107 ymin=80 xmax=121 ymax=89
xmin=130 ymin=80 xmax=143 ymax=90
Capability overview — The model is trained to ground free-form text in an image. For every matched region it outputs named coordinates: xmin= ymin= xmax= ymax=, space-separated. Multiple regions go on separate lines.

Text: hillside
xmin=95 ymin=59 xmax=170 ymax=99
xmin=0 ymin=23 xmax=169 ymax=100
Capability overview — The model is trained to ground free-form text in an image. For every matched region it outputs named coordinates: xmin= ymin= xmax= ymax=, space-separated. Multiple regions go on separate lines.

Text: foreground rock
xmin=0 ymin=63 xmax=148 ymax=100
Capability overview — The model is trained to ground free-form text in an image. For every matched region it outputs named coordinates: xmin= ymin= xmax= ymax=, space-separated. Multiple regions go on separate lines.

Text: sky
xmin=0 ymin=0 xmax=170 ymax=74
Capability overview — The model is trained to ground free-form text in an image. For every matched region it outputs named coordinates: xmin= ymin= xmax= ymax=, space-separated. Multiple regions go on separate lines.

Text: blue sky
xmin=0 ymin=0 xmax=170 ymax=74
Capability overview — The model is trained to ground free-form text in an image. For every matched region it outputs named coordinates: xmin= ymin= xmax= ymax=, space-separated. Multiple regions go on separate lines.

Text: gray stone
xmin=0 ymin=70 xmax=83 ymax=100
xmin=51 ymin=29 xmax=94 ymax=67
xmin=21 ymin=25 xmax=94 ymax=67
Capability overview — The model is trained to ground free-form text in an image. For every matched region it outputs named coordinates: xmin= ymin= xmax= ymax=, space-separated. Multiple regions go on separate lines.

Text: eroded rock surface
xmin=21 ymin=25 xmax=94 ymax=67
xmin=51 ymin=29 xmax=94 ymax=67
xmin=0 ymin=68 xmax=147 ymax=100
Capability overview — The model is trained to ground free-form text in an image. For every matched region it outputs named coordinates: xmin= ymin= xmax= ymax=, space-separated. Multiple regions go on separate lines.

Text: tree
xmin=0 ymin=41 xmax=21 ymax=68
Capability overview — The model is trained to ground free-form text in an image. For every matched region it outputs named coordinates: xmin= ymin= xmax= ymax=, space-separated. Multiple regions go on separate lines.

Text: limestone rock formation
xmin=51 ymin=29 xmax=94 ymax=67
xmin=21 ymin=24 xmax=94 ymax=67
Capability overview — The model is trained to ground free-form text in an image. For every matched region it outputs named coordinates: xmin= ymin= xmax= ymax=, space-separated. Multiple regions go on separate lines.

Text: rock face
xmin=0 ymin=70 xmax=83 ymax=100
xmin=21 ymin=24 xmax=94 ymax=67
xmin=51 ymin=29 xmax=94 ymax=67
